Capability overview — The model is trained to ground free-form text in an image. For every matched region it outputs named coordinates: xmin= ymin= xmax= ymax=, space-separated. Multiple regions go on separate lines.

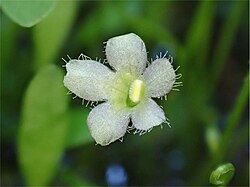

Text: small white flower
xmin=63 ymin=33 xmax=180 ymax=146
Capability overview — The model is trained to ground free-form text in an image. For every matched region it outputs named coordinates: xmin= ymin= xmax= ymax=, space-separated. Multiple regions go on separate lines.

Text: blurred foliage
xmin=1 ymin=0 xmax=56 ymax=27
xmin=18 ymin=65 xmax=69 ymax=186
xmin=33 ymin=0 xmax=78 ymax=70
xmin=1 ymin=0 xmax=249 ymax=186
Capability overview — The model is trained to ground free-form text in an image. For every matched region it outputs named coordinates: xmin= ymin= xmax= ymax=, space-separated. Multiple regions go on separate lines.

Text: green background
xmin=1 ymin=0 xmax=249 ymax=186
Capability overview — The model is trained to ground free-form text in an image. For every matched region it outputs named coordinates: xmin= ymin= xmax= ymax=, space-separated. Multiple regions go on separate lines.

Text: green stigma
xmin=127 ymin=79 xmax=145 ymax=107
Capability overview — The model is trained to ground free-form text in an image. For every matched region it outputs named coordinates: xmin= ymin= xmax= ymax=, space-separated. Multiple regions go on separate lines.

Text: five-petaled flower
xmin=63 ymin=33 xmax=180 ymax=146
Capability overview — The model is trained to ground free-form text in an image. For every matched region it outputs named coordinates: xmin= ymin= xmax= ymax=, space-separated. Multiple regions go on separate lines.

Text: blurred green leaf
xmin=205 ymin=125 xmax=220 ymax=157
xmin=219 ymin=73 xmax=249 ymax=160
xmin=18 ymin=65 xmax=69 ymax=186
xmin=185 ymin=0 xmax=215 ymax=69
xmin=66 ymin=108 xmax=93 ymax=148
xmin=59 ymin=169 xmax=95 ymax=186
xmin=33 ymin=0 xmax=78 ymax=70
xmin=1 ymin=13 xmax=19 ymax=73
xmin=228 ymin=123 xmax=248 ymax=159
xmin=211 ymin=1 xmax=246 ymax=86
xmin=181 ymin=0 xmax=215 ymax=87
xmin=1 ymin=0 xmax=55 ymax=27
xmin=73 ymin=2 xmax=126 ymax=56
xmin=128 ymin=17 xmax=181 ymax=54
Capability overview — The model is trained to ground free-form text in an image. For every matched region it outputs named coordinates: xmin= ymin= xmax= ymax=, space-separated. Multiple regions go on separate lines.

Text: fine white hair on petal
xmin=87 ymin=102 xmax=130 ymax=146
xmin=105 ymin=33 xmax=147 ymax=74
xmin=63 ymin=59 xmax=115 ymax=101
xmin=143 ymin=58 xmax=176 ymax=97
xmin=131 ymin=98 xmax=166 ymax=131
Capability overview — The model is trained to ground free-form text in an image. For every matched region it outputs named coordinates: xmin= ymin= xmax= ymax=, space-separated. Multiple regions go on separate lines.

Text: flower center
xmin=127 ymin=79 xmax=145 ymax=107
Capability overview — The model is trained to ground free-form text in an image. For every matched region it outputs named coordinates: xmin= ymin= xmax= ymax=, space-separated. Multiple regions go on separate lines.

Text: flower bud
xmin=209 ymin=163 xmax=235 ymax=185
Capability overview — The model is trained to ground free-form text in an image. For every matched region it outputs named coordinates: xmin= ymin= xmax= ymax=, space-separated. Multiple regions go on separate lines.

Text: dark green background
xmin=1 ymin=1 xmax=249 ymax=186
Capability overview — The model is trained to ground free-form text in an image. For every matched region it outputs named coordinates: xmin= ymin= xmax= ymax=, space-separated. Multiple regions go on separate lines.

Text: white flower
xmin=63 ymin=33 xmax=180 ymax=146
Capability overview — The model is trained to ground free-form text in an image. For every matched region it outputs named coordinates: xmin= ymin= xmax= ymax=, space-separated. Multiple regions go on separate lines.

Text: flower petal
xmin=131 ymin=98 xmax=166 ymax=130
xmin=63 ymin=59 xmax=115 ymax=101
xmin=143 ymin=58 xmax=176 ymax=97
xmin=87 ymin=102 xmax=130 ymax=146
xmin=106 ymin=33 xmax=147 ymax=74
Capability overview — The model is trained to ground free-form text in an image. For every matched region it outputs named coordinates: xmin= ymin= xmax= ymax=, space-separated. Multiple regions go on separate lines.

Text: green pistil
xmin=126 ymin=79 xmax=145 ymax=107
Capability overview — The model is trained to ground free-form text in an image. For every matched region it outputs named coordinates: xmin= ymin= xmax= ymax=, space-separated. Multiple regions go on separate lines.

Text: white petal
xmin=131 ymin=98 xmax=166 ymax=130
xmin=87 ymin=102 xmax=130 ymax=146
xmin=63 ymin=60 xmax=115 ymax=101
xmin=143 ymin=58 xmax=176 ymax=97
xmin=106 ymin=33 xmax=147 ymax=74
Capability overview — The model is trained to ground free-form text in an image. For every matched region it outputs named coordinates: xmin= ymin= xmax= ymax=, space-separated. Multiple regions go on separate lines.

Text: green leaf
xmin=18 ymin=65 xmax=69 ymax=186
xmin=182 ymin=0 xmax=216 ymax=85
xmin=33 ymin=0 xmax=78 ymax=70
xmin=211 ymin=1 xmax=246 ymax=86
xmin=1 ymin=12 xmax=20 ymax=71
xmin=1 ymin=0 xmax=56 ymax=27
xmin=185 ymin=0 xmax=215 ymax=68
xmin=66 ymin=108 xmax=93 ymax=148
xmin=219 ymin=73 xmax=249 ymax=160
